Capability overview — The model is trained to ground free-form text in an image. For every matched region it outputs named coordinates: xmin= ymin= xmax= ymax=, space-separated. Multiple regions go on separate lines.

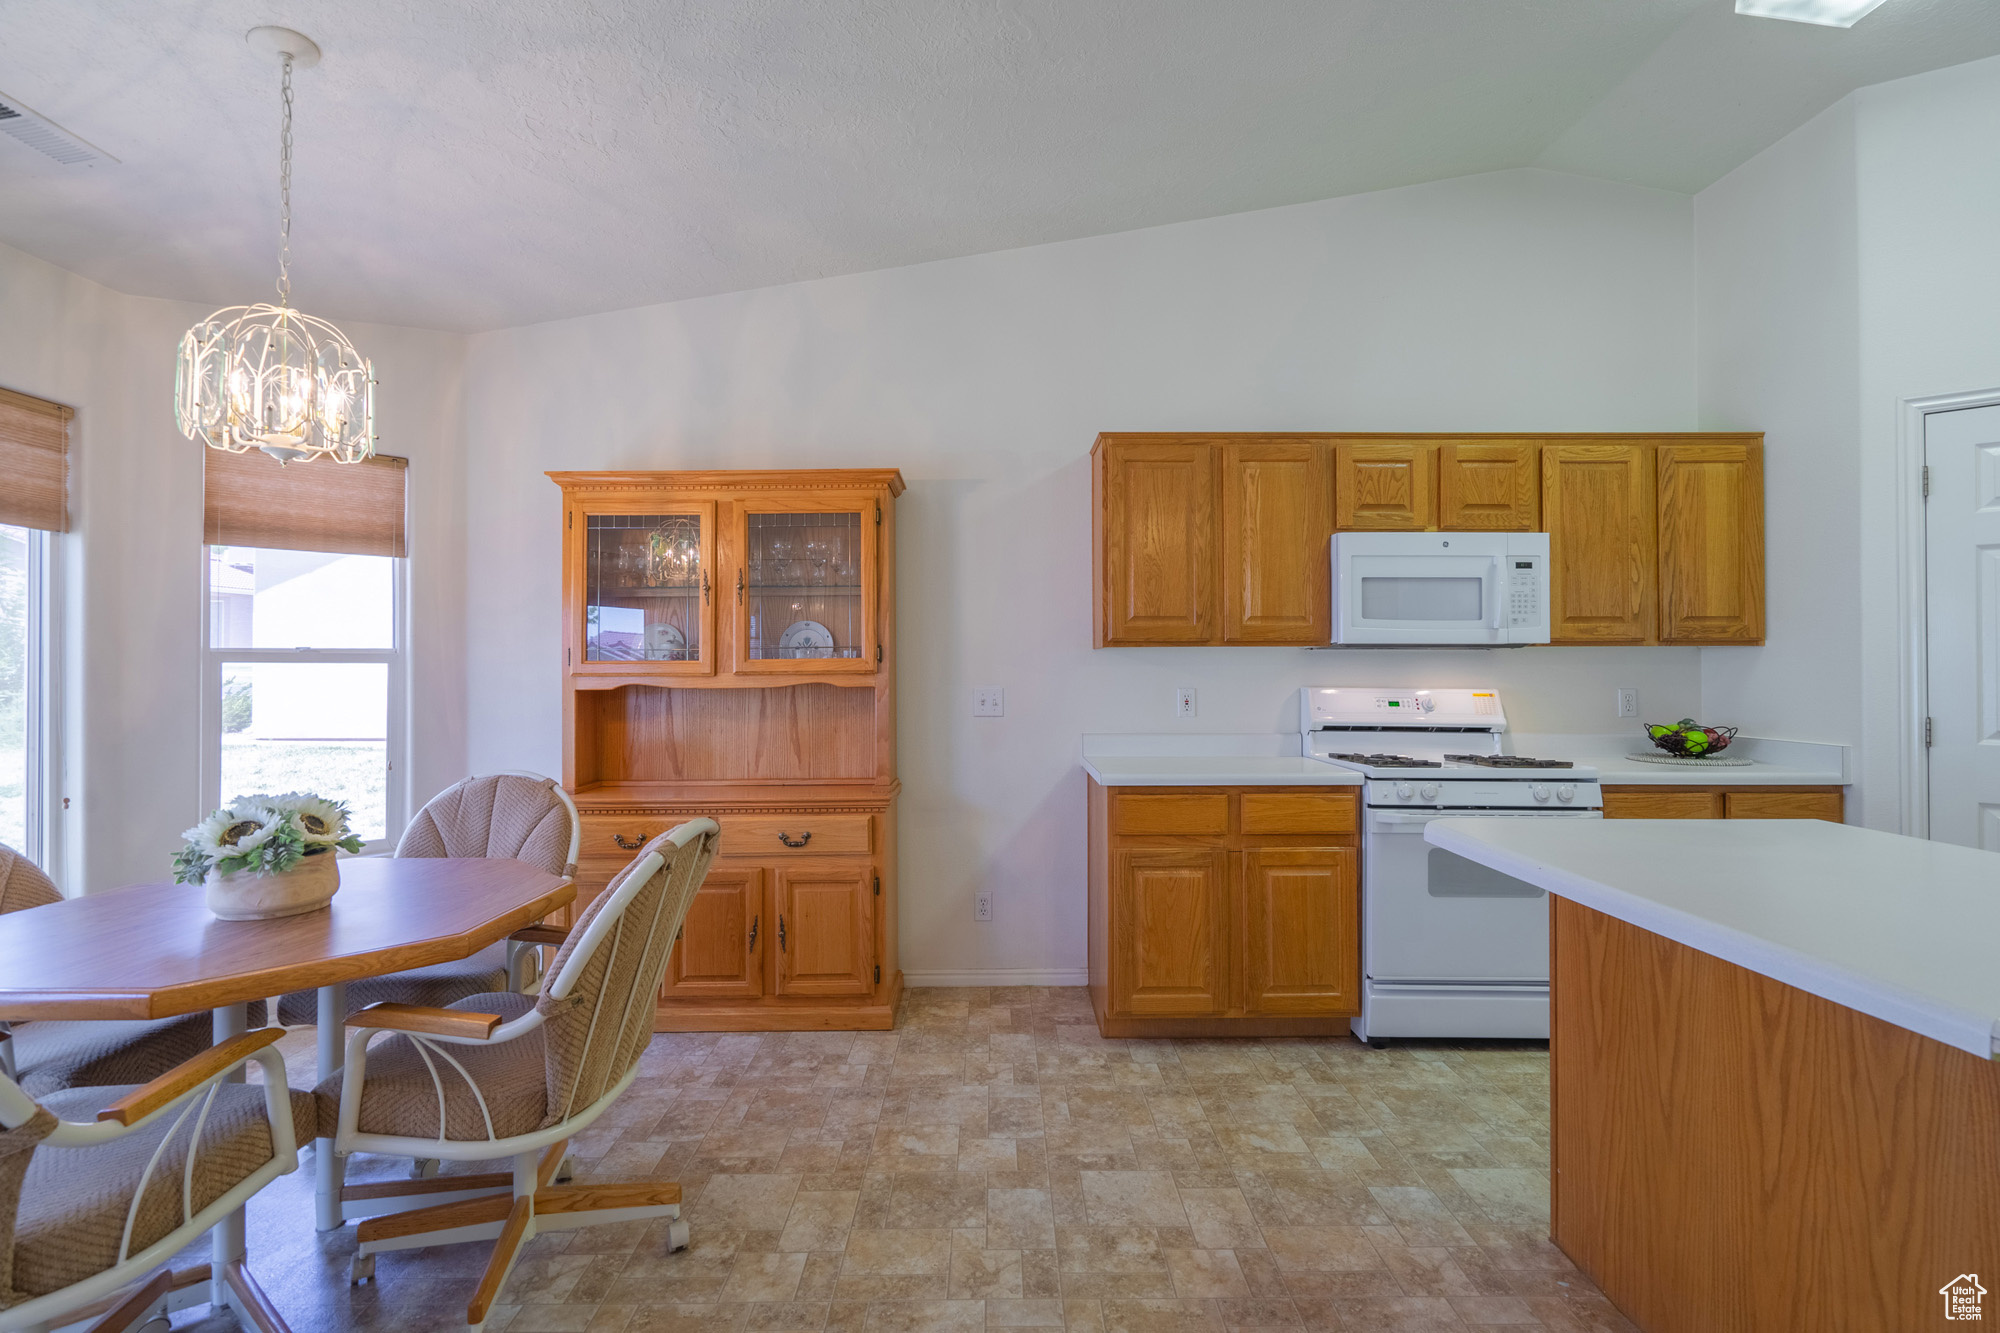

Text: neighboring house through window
xmin=201 ymin=450 xmax=408 ymax=849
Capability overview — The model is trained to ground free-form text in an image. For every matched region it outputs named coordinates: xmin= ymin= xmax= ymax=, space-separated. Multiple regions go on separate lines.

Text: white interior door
xmin=1924 ymin=403 xmax=2000 ymax=847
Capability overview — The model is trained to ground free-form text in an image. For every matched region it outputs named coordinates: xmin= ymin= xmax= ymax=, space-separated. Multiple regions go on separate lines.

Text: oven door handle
xmin=1369 ymin=809 xmax=1603 ymax=826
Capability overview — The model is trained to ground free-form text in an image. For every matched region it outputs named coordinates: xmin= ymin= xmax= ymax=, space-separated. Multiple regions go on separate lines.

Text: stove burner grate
xmin=1324 ymin=753 xmax=1443 ymax=768
xmin=1442 ymin=753 xmax=1575 ymax=769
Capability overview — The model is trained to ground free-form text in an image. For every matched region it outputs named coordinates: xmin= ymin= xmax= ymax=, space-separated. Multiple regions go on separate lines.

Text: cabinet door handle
xmin=748 ymin=915 xmax=758 ymax=952
xmin=704 ymin=571 xmax=711 ymax=605
xmin=777 ymin=831 xmax=812 ymax=848
xmin=778 ymin=915 xmax=786 ymax=952
xmin=612 ymin=833 xmax=645 ymax=850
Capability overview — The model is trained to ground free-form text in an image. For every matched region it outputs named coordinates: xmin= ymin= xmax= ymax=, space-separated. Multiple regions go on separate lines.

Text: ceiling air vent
xmin=0 ymin=92 xmax=115 ymax=166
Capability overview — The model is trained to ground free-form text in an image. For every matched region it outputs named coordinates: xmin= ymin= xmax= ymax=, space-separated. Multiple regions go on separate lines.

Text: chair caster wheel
xmin=351 ymin=1253 xmax=376 ymax=1284
xmin=556 ymin=1155 xmax=575 ymax=1183
xmin=410 ymin=1157 xmax=440 ymax=1179
xmin=665 ymin=1220 xmax=690 ymax=1252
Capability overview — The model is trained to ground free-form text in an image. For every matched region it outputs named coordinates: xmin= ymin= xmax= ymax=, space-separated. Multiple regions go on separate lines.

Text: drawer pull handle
xmin=777 ymin=831 xmax=812 ymax=848
xmin=748 ymin=915 xmax=759 ymax=952
xmin=612 ymin=833 xmax=645 ymax=850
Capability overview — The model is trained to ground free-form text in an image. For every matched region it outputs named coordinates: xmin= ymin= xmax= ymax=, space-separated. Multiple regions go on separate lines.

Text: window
xmin=0 ymin=387 xmax=70 ymax=867
xmin=202 ymin=451 xmax=407 ymax=848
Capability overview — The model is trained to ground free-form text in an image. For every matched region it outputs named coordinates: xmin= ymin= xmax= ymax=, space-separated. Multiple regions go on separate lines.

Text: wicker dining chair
xmin=0 ymin=845 xmax=265 ymax=1098
xmin=318 ymin=818 xmax=718 ymax=1331
xmin=0 ymin=1026 xmax=314 ymax=1332
xmin=273 ymin=772 xmax=581 ymax=1027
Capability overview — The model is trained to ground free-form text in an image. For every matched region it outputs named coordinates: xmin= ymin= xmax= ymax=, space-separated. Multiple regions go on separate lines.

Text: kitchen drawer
xmin=1111 ymin=794 xmax=1230 ymax=837
xmin=1240 ymin=792 xmax=1357 ymax=837
xmin=719 ymin=815 xmax=872 ymax=857
xmin=1602 ymin=790 xmax=1723 ymax=819
xmin=1724 ymin=790 xmax=1843 ymax=822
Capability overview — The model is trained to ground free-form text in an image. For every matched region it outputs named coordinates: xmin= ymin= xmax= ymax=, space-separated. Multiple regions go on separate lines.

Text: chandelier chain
xmin=277 ymin=52 xmax=293 ymax=306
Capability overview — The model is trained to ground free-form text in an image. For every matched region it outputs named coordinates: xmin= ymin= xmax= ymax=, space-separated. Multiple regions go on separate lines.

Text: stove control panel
xmin=1367 ymin=779 xmax=1604 ymax=810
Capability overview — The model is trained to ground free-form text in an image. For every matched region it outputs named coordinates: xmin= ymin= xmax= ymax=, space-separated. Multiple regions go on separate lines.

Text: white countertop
xmin=1509 ymin=733 xmax=1848 ymax=786
xmin=1082 ymin=756 xmax=1362 ymax=787
xmin=1425 ymin=818 xmax=2000 ymax=1059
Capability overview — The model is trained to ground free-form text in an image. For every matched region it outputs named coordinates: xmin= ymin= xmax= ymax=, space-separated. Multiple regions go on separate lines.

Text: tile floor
xmin=171 ymin=987 xmax=1633 ymax=1332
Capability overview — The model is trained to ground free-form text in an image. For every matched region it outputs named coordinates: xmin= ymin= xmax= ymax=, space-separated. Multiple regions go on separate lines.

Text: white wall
xmin=464 ymin=167 xmax=1703 ymax=982
xmin=1694 ymin=103 xmax=1864 ymax=806
xmin=0 ymin=239 xmax=469 ymax=892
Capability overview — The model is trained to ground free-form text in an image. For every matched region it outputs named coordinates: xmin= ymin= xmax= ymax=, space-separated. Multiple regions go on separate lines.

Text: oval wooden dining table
xmin=0 ymin=856 xmax=572 ymax=1333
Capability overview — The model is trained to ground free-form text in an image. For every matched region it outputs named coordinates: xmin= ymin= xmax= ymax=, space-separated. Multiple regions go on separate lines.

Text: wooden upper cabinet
xmin=566 ymin=496 xmax=719 ymax=677
xmin=730 ymin=491 xmax=882 ymax=675
xmin=1439 ymin=440 xmax=1539 ymax=531
xmin=1335 ymin=440 xmax=1437 ymax=531
xmin=1239 ymin=847 xmax=1359 ymax=1016
xmin=1111 ymin=846 xmax=1228 ymax=1016
xmin=1221 ymin=440 xmax=1331 ymax=644
xmin=1096 ymin=440 xmax=1217 ymax=645
xmin=1657 ymin=441 xmax=1764 ymax=644
xmin=1544 ymin=444 xmax=1657 ymax=644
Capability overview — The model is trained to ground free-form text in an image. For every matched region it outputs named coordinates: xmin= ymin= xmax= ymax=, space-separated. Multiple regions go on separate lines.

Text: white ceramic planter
xmin=205 ymin=850 xmax=341 ymax=921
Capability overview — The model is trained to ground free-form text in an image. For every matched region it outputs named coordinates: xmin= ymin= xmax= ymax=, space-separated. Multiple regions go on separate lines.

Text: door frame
xmin=1896 ymin=387 xmax=2000 ymax=838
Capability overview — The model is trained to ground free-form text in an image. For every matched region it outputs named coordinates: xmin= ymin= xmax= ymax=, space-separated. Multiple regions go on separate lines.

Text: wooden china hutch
xmin=549 ymin=469 xmax=904 ymax=1031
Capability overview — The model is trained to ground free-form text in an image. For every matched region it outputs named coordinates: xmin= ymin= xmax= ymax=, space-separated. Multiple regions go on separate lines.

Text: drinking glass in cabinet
xmin=743 ymin=511 xmax=865 ymax=659
xmin=585 ymin=513 xmax=704 ymax=661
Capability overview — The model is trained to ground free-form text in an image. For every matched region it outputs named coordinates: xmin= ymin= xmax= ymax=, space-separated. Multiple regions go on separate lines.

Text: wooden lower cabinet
xmin=1603 ymin=785 xmax=1843 ymax=823
xmin=1089 ymin=781 xmax=1360 ymax=1038
xmin=1240 ymin=847 xmax=1360 ymax=1016
xmin=575 ymin=795 xmax=899 ymax=1030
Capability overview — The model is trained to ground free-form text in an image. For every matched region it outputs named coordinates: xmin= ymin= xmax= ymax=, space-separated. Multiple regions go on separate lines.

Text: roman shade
xmin=203 ymin=450 xmax=407 ymax=558
xmin=0 ymin=387 xmax=73 ymax=533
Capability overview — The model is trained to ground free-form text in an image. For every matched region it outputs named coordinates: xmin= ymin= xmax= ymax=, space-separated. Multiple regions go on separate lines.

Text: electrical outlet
xmin=975 ymin=893 xmax=993 ymax=922
xmin=1616 ymin=687 xmax=1639 ymax=719
xmin=1175 ymin=687 xmax=1197 ymax=718
xmin=973 ymin=687 xmax=1005 ymax=717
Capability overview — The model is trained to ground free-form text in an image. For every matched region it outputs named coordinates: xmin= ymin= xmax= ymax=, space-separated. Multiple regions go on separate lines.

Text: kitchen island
xmin=1427 ymin=817 xmax=2000 ymax=1332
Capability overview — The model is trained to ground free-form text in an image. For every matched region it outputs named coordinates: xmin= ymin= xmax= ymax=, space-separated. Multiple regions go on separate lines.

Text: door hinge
xmin=568 ymin=511 xmax=573 ymax=529
xmin=876 ymin=644 xmax=883 ymax=664
xmin=565 ymin=647 xmax=571 ymax=666
xmin=873 ymin=875 xmax=880 ymax=897
xmin=1926 ymin=716 xmax=1934 ymax=747
xmin=874 ymin=503 xmax=882 ymax=526
xmin=874 ymin=964 xmax=881 ymax=984
xmin=1923 ymin=465 xmax=1931 ymax=499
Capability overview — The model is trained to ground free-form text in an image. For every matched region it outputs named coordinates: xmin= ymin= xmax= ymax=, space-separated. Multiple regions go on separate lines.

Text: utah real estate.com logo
xmin=1942 ymin=1274 xmax=1987 ymax=1321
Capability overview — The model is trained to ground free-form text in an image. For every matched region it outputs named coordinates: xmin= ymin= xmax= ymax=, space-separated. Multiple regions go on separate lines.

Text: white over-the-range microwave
xmin=1329 ymin=531 xmax=1550 ymax=646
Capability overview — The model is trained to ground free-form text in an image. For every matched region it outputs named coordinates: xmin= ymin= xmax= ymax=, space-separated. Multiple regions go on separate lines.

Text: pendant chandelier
xmin=175 ymin=27 xmax=374 ymax=465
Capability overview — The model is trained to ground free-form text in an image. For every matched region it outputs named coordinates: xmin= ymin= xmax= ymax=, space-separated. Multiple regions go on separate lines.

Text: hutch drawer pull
xmin=778 ymin=915 xmax=786 ymax=951
xmin=612 ymin=833 xmax=645 ymax=850
xmin=777 ymin=831 xmax=812 ymax=848
xmin=748 ymin=915 xmax=758 ymax=951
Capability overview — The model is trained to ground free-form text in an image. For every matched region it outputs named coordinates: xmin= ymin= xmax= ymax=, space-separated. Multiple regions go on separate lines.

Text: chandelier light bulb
xmin=174 ymin=28 xmax=375 ymax=465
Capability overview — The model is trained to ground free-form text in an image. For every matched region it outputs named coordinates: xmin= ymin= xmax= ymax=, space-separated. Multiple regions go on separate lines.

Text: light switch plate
xmin=973 ymin=687 xmax=1004 ymax=717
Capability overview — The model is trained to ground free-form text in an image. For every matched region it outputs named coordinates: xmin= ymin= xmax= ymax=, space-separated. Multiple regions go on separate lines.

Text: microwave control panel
xmin=1505 ymin=557 xmax=1543 ymax=628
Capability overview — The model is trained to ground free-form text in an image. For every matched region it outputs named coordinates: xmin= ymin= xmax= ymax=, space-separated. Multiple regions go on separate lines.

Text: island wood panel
xmin=1334 ymin=440 xmax=1437 ymax=531
xmin=1550 ymin=896 xmax=2000 ymax=1333
xmin=1543 ymin=443 xmax=1656 ymax=644
xmin=1437 ymin=439 xmax=1539 ymax=531
xmin=579 ymin=683 xmax=875 ymax=783
xmin=1220 ymin=439 xmax=1331 ymax=644
xmin=1239 ymin=847 xmax=1359 ymax=1015
xmin=1657 ymin=441 xmax=1765 ymax=644
xmin=1095 ymin=440 xmax=1217 ymax=644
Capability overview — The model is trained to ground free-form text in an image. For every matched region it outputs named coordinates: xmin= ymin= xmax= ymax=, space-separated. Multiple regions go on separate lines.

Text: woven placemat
xmin=1623 ymin=751 xmax=1753 ymax=768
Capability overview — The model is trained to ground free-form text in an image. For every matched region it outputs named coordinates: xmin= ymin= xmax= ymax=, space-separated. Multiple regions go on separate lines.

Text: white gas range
xmin=1300 ymin=686 xmax=1602 ymax=1045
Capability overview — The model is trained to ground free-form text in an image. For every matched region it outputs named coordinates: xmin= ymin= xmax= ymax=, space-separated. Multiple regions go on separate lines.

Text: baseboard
xmin=902 ymin=969 xmax=1089 ymax=988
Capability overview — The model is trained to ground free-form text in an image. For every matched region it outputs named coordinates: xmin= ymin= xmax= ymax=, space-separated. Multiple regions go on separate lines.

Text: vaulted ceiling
xmin=1 ymin=0 xmax=1995 ymax=332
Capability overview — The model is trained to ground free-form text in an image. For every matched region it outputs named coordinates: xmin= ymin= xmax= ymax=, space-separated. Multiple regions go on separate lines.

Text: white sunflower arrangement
xmin=173 ymin=791 xmax=364 ymax=884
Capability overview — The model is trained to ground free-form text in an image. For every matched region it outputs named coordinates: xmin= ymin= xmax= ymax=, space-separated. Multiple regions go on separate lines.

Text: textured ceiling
xmin=0 ymin=0 xmax=1995 ymax=332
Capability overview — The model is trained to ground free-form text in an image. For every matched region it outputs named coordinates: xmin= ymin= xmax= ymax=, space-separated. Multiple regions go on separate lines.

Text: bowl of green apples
xmin=1645 ymin=718 xmax=1739 ymax=758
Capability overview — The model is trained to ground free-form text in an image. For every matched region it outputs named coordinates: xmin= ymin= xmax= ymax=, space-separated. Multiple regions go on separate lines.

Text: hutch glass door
xmin=577 ymin=502 xmax=716 ymax=675
xmin=734 ymin=499 xmax=877 ymax=674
